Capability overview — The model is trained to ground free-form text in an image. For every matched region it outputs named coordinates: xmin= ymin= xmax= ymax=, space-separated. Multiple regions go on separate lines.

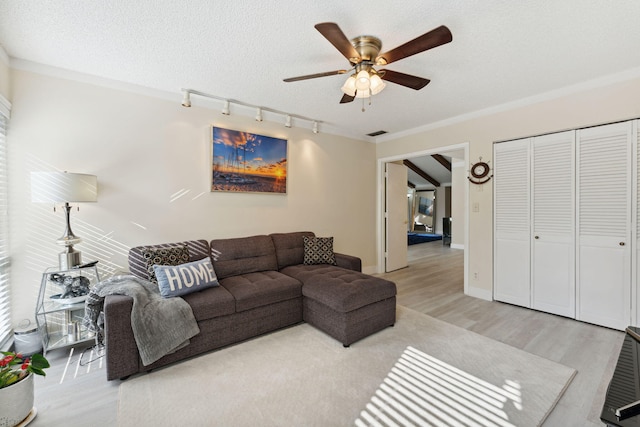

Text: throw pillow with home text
xmin=153 ymin=258 xmax=219 ymax=298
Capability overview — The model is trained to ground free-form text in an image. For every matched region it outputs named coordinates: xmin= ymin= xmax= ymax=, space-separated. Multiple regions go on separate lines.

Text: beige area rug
xmin=118 ymin=306 xmax=576 ymax=427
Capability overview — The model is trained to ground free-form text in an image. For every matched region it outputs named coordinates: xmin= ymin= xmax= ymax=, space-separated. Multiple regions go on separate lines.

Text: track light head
xmin=312 ymin=121 xmax=319 ymax=134
xmin=222 ymin=100 xmax=230 ymax=115
xmin=181 ymin=91 xmax=191 ymax=107
xmin=255 ymin=108 xmax=263 ymax=122
xmin=285 ymin=115 xmax=292 ymax=128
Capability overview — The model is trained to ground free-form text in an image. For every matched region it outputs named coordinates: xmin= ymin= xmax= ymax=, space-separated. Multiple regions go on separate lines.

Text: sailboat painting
xmin=211 ymin=126 xmax=288 ymax=194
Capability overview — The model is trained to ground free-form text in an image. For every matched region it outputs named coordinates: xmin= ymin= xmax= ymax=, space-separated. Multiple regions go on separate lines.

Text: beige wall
xmin=377 ymin=76 xmax=640 ymax=298
xmin=8 ymin=68 xmax=377 ymax=324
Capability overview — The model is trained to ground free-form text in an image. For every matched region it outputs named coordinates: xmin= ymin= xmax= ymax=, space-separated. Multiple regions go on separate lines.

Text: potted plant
xmin=0 ymin=351 xmax=49 ymax=427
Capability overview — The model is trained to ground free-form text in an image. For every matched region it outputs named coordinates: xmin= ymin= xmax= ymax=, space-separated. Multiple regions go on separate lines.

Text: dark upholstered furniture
xmin=103 ymin=232 xmax=396 ymax=380
xmin=283 ymin=264 xmax=397 ymax=346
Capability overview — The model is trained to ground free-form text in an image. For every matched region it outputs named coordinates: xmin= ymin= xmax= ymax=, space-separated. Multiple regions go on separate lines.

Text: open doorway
xmin=378 ymin=143 xmax=469 ymax=293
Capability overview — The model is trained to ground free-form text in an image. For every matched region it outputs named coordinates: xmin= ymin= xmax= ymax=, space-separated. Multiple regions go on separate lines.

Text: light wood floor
xmin=31 ymin=241 xmax=620 ymax=426
xmin=390 ymin=241 xmax=621 ymax=427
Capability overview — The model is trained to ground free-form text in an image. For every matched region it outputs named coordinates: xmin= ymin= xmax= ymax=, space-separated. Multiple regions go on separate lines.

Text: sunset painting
xmin=211 ymin=126 xmax=287 ymax=194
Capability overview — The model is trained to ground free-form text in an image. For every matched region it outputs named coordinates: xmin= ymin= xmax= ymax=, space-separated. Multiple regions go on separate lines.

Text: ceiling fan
xmin=283 ymin=22 xmax=452 ymax=106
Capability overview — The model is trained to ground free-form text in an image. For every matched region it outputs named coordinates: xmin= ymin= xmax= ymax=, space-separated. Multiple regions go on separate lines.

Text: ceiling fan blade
xmin=376 ymin=25 xmax=452 ymax=65
xmin=380 ymin=69 xmax=431 ymax=90
xmin=340 ymin=94 xmax=355 ymax=104
xmin=315 ymin=22 xmax=361 ymax=63
xmin=283 ymin=70 xmax=348 ymax=82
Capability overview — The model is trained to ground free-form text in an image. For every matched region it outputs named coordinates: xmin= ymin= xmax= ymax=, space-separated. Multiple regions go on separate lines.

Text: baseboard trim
xmin=466 ymin=286 xmax=492 ymax=301
xmin=451 ymin=243 xmax=464 ymax=250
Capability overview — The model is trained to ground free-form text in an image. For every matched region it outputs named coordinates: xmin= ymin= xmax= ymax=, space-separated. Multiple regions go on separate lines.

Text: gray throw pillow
xmin=141 ymin=245 xmax=190 ymax=283
xmin=153 ymin=258 xmax=219 ymax=298
xmin=303 ymin=236 xmax=337 ymax=266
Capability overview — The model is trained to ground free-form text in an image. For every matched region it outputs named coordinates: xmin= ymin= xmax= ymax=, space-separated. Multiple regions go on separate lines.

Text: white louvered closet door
xmin=577 ymin=121 xmax=633 ymax=330
xmin=494 ymin=138 xmax=531 ymax=308
xmin=531 ymin=131 xmax=575 ymax=317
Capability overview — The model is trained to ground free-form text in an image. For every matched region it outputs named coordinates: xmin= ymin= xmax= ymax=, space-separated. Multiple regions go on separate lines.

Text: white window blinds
xmin=0 ymin=113 xmax=11 ymax=350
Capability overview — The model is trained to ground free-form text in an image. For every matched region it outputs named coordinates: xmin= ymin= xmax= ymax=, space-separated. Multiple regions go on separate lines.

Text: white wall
xmin=377 ymin=74 xmax=640 ymax=298
xmin=8 ymin=67 xmax=378 ymax=325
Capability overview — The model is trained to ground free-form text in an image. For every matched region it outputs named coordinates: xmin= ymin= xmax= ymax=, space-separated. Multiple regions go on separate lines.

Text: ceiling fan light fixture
xmin=355 ymin=69 xmax=371 ymax=91
xmin=369 ymin=74 xmax=386 ymax=95
xmin=341 ymin=75 xmax=357 ymax=97
xmin=354 ymin=89 xmax=370 ymax=99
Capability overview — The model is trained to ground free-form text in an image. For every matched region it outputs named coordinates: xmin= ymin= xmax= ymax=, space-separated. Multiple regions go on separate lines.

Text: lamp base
xmin=59 ymin=247 xmax=82 ymax=270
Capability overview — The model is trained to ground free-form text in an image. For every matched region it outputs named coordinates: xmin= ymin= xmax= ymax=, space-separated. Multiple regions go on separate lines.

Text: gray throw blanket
xmin=82 ymin=275 xmax=200 ymax=366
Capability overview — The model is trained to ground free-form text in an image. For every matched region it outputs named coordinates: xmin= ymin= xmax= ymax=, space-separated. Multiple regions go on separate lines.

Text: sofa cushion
xmin=140 ymin=245 xmax=190 ymax=283
xmin=303 ymin=236 xmax=337 ymax=266
xmin=270 ymin=231 xmax=315 ymax=270
xmin=181 ymin=285 xmax=235 ymax=322
xmin=129 ymin=240 xmax=210 ymax=281
xmin=153 ymin=258 xmax=220 ymax=298
xmin=219 ymin=271 xmax=302 ymax=312
xmin=210 ymin=235 xmax=278 ymax=280
xmin=281 ymin=264 xmax=396 ymax=313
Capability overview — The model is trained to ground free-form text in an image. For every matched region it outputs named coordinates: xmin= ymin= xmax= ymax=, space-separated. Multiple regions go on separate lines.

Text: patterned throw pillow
xmin=303 ymin=236 xmax=337 ymax=266
xmin=153 ymin=258 xmax=219 ymax=298
xmin=141 ymin=245 xmax=190 ymax=283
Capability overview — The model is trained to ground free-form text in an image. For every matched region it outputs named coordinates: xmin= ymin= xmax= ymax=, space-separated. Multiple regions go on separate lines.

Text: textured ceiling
xmin=1 ymin=1 xmax=640 ymax=141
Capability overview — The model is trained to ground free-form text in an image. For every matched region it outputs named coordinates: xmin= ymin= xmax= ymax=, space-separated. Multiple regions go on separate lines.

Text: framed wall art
xmin=211 ymin=126 xmax=288 ymax=194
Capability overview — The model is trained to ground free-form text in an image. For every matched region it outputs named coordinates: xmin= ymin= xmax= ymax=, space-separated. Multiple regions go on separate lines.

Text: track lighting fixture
xmin=181 ymin=91 xmax=191 ymax=108
xmin=180 ymin=88 xmax=321 ymax=134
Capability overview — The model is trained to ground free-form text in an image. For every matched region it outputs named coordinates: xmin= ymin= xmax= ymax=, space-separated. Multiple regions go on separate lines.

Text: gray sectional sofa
xmin=103 ymin=231 xmax=396 ymax=381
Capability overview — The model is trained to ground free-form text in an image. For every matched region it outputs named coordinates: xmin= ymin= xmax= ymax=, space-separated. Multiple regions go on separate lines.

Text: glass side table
xmin=35 ymin=265 xmax=100 ymax=355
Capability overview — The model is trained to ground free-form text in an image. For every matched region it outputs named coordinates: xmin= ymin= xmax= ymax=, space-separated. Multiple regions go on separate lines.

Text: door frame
xmin=376 ymin=142 xmax=469 ymax=295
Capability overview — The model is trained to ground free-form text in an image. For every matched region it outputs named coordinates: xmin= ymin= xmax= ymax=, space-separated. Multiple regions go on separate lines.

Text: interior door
xmin=577 ymin=121 xmax=633 ymax=330
xmin=385 ymin=162 xmax=408 ymax=272
xmin=493 ymin=138 xmax=531 ymax=307
xmin=531 ymin=131 xmax=575 ymax=317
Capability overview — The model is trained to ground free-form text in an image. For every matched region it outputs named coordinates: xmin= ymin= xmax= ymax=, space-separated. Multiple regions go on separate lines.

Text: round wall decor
xmin=468 ymin=158 xmax=492 ymax=184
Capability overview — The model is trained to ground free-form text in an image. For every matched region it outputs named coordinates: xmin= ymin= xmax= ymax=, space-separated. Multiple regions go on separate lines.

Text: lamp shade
xmin=341 ymin=75 xmax=357 ymax=97
xmin=31 ymin=172 xmax=98 ymax=203
xmin=355 ymin=70 xmax=371 ymax=91
xmin=370 ymin=74 xmax=386 ymax=95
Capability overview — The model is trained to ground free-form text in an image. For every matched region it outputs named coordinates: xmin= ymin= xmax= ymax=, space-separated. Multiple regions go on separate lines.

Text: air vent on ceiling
xmin=367 ymin=130 xmax=388 ymax=137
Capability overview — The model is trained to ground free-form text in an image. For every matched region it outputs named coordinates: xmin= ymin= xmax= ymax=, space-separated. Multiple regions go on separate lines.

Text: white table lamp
xmin=31 ymin=171 xmax=98 ymax=269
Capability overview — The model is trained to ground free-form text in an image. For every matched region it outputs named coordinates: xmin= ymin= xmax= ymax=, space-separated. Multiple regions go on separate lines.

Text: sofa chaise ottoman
xmin=271 ymin=232 xmax=397 ymax=346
